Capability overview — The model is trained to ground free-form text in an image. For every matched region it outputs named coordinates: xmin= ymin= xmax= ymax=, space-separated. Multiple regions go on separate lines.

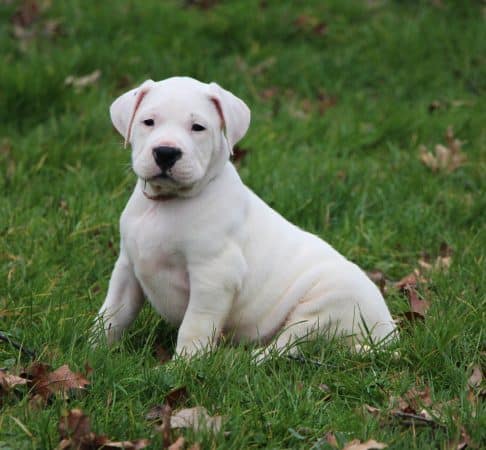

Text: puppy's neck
xmin=142 ymin=190 xmax=177 ymax=201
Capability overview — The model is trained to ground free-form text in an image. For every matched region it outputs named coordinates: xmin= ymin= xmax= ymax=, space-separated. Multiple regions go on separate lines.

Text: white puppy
xmin=96 ymin=76 xmax=396 ymax=358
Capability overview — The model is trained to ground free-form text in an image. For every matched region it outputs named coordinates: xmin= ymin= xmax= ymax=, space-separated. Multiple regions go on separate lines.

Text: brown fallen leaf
xmin=402 ymin=385 xmax=433 ymax=411
xmin=293 ymin=14 xmax=327 ymax=37
xmin=58 ymin=408 xmax=92 ymax=448
xmin=65 ymin=70 xmax=101 ymax=89
xmin=58 ymin=409 xmax=150 ymax=450
xmin=466 ymin=364 xmax=484 ymax=418
xmin=317 ymin=89 xmax=337 ymax=115
xmin=250 ymin=56 xmax=277 ymax=76
xmin=11 ymin=0 xmax=40 ymax=28
xmin=0 ymin=370 xmax=29 ymax=391
xmin=342 ymin=439 xmax=387 ymax=450
xmin=158 ymin=404 xmax=172 ymax=448
xmin=388 ymin=385 xmax=446 ymax=427
xmin=103 ymin=441 xmax=151 ymax=449
xmin=395 ymin=269 xmax=427 ymax=291
xmin=1 ymin=139 xmax=16 ymax=178
xmin=146 ymin=403 xmax=171 ymax=422
xmin=363 ymin=404 xmax=381 ymax=416
xmin=419 ymin=126 xmax=466 ymax=173
xmin=418 ymin=244 xmax=452 ymax=273
xmin=325 ymin=431 xmax=338 ymax=448
xmin=154 ymin=344 xmax=171 ymax=365
xmin=448 ymin=426 xmax=476 ymax=450
xmin=42 ymin=18 xmax=64 ymax=38
xmin=168 ymin=436 xmax=185 ymax=450
xmin=170 ymin=406 xmax=223 ymax=432
xmin=146 ymin=386 xmax=188 ymax=421
xmin=467 ymin=365 xmax=482 ymax=390
xmin=260 ymin=86 xmax=279 ymax=101
xmin=403 ymin=285 xmax=430 ymax=318
xmin=184 ymin=0 xmax=220 ymax=10
xmin=395 ymin=244 xmax=453 ymax=322
xmin=32 ymin=364 xmax=90 ymax=400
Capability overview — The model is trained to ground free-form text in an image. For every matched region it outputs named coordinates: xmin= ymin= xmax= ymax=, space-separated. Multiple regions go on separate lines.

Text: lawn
xmin=1 ymin=0 xmax=485 ymax=448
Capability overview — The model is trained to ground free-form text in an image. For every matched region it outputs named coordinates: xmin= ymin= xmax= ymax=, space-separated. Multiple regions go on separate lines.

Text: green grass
xmin=1 ymin=0 xmax=485 ymax=448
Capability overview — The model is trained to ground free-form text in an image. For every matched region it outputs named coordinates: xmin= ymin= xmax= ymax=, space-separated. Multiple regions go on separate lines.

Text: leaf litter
xmin=367 ymin=243 xmax=453 ymax=322
xmin=342 ymin=439 xmax=388 ymax=450
xmin=419 ymin=126 xmax=467 ymax=173
xmin=58 ymin=408 xmax=150 ymax=450
xmin=146 ymin=386 xmax=220 ymax=447
xmin=0 ymin=361 xmax=91 ymax=405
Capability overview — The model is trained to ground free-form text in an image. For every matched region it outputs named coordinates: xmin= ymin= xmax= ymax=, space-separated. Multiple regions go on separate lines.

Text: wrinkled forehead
xmin=139 ymin=80 xmax=217 ymax=121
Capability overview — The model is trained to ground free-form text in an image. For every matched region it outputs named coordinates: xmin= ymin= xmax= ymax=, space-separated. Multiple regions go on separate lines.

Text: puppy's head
xmin=110 ymin=77 xmax=250 ymax=197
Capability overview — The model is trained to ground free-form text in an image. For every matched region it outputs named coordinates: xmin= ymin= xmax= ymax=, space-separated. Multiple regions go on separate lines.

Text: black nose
xmin=152 ymin=146 xmax=182 ymax=171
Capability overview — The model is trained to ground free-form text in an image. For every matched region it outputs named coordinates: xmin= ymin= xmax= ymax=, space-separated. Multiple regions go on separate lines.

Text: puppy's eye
xmin=143 ymin=119 xmax=154 ymax=126
xmin=191 ymin=123 xmax=206 ymax=132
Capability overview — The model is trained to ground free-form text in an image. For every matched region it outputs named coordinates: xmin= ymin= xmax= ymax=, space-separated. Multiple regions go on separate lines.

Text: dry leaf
xmin=58 ymin=409 xmax=150 ymax=450
xmin=168 ymin=436 xmax=185 ymax=450
xmin=342 ymin=439 xmax=387 ymax=450
xmin=42 ymin=18 xmax=63 ymax=37
xmin=160 ymin=404 xmax=172 ymax=448
xmin=467 ymin=365 xmax=483 ymax=389
xmin=170 ymin=406 xmax=223 ymax=432
xmin=11 ymin=0 xmax=40 ymax=28
xmin=250 ymin=56 xmax=276 ymax=76
xmin=33 ymin=364 xmax=89 ymax=400
xmin=388 ymin=385 xmax=445 ymax=427
xmin=102 ymin=441 xmax=150 ymax=449
xmin=395 ymin=270 xmax=423 ymax=290
xmin=0 ymin=370 xmax=28 ymax=390
xmin=184 ymin=0 xmax=220 ymax=10
xmin=317 ymin=89 xmax=337 ymax=115
xmin=293 ymin=14 xmax=327 ymax=37
xmin=325 ymin=432 xmax=338 ymax=448
xmin=403 ymin=285 xmax=430 ymax=318
xmin=318 ymin=383 xmax=331 ymax=393
xmin=154 ymin=345 xmax=171 ymax=364
xmin=260 ymin=87 xmax=279 ymax=101
xmin=395 ymin=244 xmax=453 ymax=322
xmin=363 ymin=404 xmax=381 ymax=416
xmin=65 ymin=70 xmax=101 ymax=89
xmin=58 ymin=408 xmax=92 ymax=446
xmin=419 ymin=126 xmax=466 ymax=172
xmin=466 ymin=365 xmax=484 ymax=417
xmin=146 ymin=386 xmax=189 ymax=421
xmin=1 ymin=139 xmax=16 ymax=178
xmin=418 ymin=245 xmax=452 ymax=273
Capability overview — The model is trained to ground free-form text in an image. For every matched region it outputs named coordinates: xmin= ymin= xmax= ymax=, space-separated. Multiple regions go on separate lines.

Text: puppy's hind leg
xmin=252 ymin=316 xmax=319 ymax=364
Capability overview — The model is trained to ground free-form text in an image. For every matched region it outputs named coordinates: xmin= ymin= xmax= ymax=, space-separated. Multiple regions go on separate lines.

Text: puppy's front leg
xmin=176 ymin=248 xmax=245 ymax=358
xmin=94 ymin=248 xmax=144 ymax=345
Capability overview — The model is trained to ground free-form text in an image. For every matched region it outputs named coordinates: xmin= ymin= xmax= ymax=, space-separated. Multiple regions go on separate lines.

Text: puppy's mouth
xmin=142 ymin=172 xmax=194 ymax=197
xmin=147 ymin=172 xmax=173 ymax=182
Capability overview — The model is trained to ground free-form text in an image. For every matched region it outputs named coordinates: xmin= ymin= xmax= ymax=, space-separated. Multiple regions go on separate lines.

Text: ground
xmin=0 ymin=0 xmax=485 ymax=449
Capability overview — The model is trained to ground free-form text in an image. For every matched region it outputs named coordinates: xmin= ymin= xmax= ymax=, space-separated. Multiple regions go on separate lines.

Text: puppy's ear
xmin=208 ymin=82 xmax=251 ymax=152
xmin=110 ymin=79 xmax=155 ymax=148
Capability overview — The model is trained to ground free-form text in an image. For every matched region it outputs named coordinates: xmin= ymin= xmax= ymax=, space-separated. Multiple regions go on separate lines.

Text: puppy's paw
xmin=175 ymin=339 xmax=208 ymax=360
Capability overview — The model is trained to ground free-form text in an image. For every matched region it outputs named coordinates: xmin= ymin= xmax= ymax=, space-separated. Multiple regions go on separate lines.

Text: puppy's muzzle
xmin=152 ymin=146 xmax=182 ymax=172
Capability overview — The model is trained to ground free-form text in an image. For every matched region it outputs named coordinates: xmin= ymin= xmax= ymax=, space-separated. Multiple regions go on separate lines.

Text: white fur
xmin=96 ymin=76 xmax=397 ymax=358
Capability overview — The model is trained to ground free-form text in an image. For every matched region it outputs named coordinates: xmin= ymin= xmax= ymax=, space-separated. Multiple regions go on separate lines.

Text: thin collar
xmin=142 ymin=189 xmax=177 ymax=201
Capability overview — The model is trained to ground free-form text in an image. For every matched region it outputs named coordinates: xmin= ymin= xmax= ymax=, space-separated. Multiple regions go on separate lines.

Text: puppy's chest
xmin=122 ymin=211 xmax=190 ymax=323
